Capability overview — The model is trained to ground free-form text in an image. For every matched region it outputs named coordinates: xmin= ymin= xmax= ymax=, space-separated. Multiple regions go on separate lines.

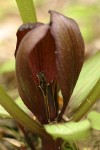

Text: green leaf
xmin=0 ymin=85 xmax=48 ymax=139
xmin=0 ymin=96 xmax=30 ymax=119
xmin=45 ymin=120 xmax=91 ymax=141
xmin=71 ymin=79 xmax=100 ymax=121
xmin=68 ymin=52 xmax=100 ymax=116
xmin=16 ymin=0 xmax=37 ymax=23
xmin=87 ymin=111 xmax=100 ymax=130
xmin=15 ymin=97 xmax=31 ymax=114
xmin=0 ymin=59 xmax=15 ymax=74
xmin=0 ymin=105 xmax=11 ymax=119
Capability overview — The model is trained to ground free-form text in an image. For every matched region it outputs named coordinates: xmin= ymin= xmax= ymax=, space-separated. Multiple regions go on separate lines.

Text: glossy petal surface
xmin=50 ymin=11 xmax=84 ymax=119
xmin=15 ymin=11 xmax=85 ymax=123
xmin=16 ymin=24 xmax=57 ymax=124
xmin=15 ymin=22 xmax=43 ymax=56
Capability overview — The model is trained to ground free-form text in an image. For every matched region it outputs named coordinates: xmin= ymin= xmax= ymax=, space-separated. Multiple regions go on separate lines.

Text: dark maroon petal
xmin=15 ymin=22 xmax=44 ymax=57
xmin=29 ymin=29 xmax=57 ymax=85
xmin=49 ymin=11 xmax=85 ymax=119
xmin=16 ymin=24 xmax=57 ymax=124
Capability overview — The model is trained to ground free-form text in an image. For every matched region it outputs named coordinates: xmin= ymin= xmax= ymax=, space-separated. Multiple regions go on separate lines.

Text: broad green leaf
xmin=68 ymin=51 xmax=100 ymax=116
xmin=0 ymin=85 xmax=48 ymax=139
xmin=0 ymin=59 xmax=15 ymax=74
xmin=87 ymin=111 xmax=100 ymax=130
xmin=71 ymin=79 xmax=100 ymax=121
xmin=16 ymin=0 xmax=37 ymax=23
xmin=45 ymin=120 xmax=91 ymax=141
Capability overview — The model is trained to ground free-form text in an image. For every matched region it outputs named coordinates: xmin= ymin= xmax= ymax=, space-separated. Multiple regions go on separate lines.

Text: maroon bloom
xmin=15 ymin=11 xmax=84 ymax=124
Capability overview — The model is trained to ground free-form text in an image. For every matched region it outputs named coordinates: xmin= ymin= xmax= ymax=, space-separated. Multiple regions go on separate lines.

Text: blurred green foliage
xmin=0 ymin=0 xmax=100 ymax=43
xmin=0 ymin=1 xmax=100 ymax=149
xmin=0 ymin=60 xmax=15 ymax=74
xmin=0 ymin=0 xmax=46 ymax=20
xmin=69 ymin=51 xmax=100 ymax=112
xmin=63 ymin=4 xmax=100 ymax=42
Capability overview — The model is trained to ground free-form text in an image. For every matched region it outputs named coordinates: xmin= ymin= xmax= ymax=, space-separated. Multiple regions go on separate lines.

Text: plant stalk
xmin=16 ymin=0 xmax=37 ymax=23
xmin=42 ymin=138 xmax=62 ymax=150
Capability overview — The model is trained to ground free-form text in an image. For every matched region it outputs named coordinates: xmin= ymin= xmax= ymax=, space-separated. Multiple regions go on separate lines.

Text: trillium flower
xmin=15 ymin=11 xmax=84 ymax=124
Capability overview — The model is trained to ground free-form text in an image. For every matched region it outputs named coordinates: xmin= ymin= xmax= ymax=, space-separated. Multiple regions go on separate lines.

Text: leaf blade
xmin=0 ymin=85 xmax=48 ymax=139
xmin=68 ymin=51 xmax=100 ymax=116
xmin=71 ymin=78 xmax=100 ymax=121
xmin=87 ymin=111 xmax=100 ymax=130
xmin=45 ymin=120 xmax=91 ymax=141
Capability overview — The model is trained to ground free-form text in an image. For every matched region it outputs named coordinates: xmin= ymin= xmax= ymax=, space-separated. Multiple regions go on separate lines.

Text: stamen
xmin=37 ymin=72 xmax=50 ymax=122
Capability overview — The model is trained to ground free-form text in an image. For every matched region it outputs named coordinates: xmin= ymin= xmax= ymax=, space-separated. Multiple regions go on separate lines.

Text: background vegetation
xmin=0 ymin=0 xmax=100 ymax=149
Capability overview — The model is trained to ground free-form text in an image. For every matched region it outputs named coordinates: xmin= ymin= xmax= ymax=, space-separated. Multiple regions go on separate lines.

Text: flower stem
xmin=42 ymin=138 xmax=62 ymax=150
xmin=16 ymin=0 xmax=37 ymax=23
